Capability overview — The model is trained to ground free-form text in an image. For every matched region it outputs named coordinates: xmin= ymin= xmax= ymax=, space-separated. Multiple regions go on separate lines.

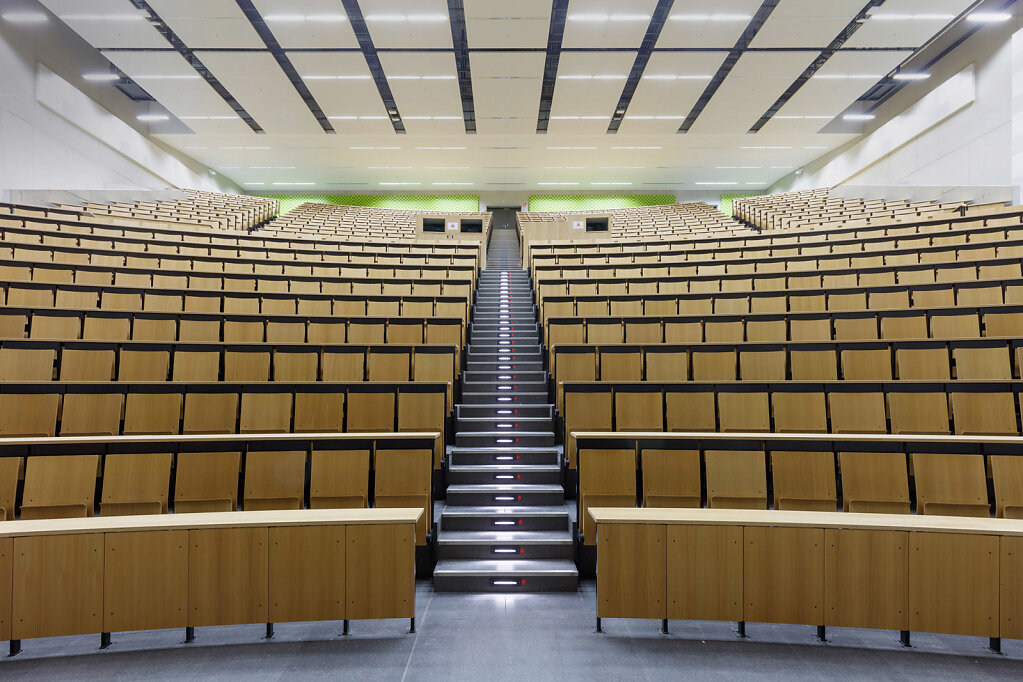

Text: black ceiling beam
xmin=677 ymin=0 xmax=781 ymax=133
xmin=235 ymin=0 xmax=335 ymax=133
xmin=536 ymin=0 xmax=570 ymax=134
xmin=748 ymin=0 xmax=885 ymax=133
xmin=127 ymin=0 xmax=264 ymax=133
xmin=447 ymin=0 xmax=477 ymax=134
xmin=339 ymin=0 xmax=406 ymax=134
xmin=607 ymin=0 xmax=675 ymax=134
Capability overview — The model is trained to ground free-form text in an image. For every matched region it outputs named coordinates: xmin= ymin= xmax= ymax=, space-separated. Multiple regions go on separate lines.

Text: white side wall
xmin=771 ymin=16 xmax=1021 ymax=200
xmin=0 ymin=25 xmax=238 ymax=195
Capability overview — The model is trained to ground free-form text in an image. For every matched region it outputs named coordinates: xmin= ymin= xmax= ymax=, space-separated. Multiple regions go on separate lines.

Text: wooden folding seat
xmin=645 ymin=349 xmax=686 ymax=381
xmin=273 ymin=348 xmax=318 ymax=381
xmin=30 ymin=311 xmax=82 ymax=340
xmin=664 ymin=320 xmax=702 ymax=342
xmin=99 ymin=452 xmax=172 ymax=515
xmin=578 ymin=447 xmax=636 ymax=544
xmin=131 ymin=316 xmax=176 ymax=342
xmin=264 ymin=320 xmax=304 ymax=343
xmin=174 ymin=450 xmax=241 ymax=513
xmin=772 ymin=391 xmax=827 ymax=432
xmin=349 ymin=320 xmax=385 ymax=344
xmin=183 ymin=392 xmax=239 ymax=434
xmin=641 ymin=449 xmax=700 ymax=507
xmin=828 ymin=391 xmax=887 ymax=433
xmin=930 ymin=311 xmax=981 ymax=338
xmin=243 ymin=450 xmax=306 ymax=511
xmin=7 ymin=285 xmax=54 ymax=308
xmin=771 ymin=451 xmax=837 ymax=511
xmin=309 ymin=448 xmax=370 ymax=508
xmin=614 ymin=389 xmax=663 ymax=431
xmin=224 ymin=349 xmax=270 ymax=381
xmin=951 ymin=391 xmax=1019 ymax=434
xmin=705 ymin=450 xmax=767 ymax=509
xmin=879 ymin=312 xmax=927 ymax=340
xmin=564 ymin=390 xmax=613 ymax=468
xmin=838 ymin=451 xmax=910 ymax=513
xmin=322 ymin=350 xmax=365 ymax=381
xmin=895 ymin=347 xmax=950 ymax=379
xmin=718 ymin=390 xmax=769 ymax=432
xmin=837 ymin=347 xmax=890 ymax=380
xmin=20 ymin=454 xmax=100 ymax=519
xmin=600 ymin=350 xmax=642 ymax=381
xmin=387 ymin=320 xmax=424 ymax=344
xmin=704 ymin=319 xmax=743 ymax=342
xmin=789 ymin=317 xmax=830 ymax=341
xmin=990 ymin=456 xmax=1023 ymax=518
xmin=398 ymin=391 xmax=447 ymax=467
xmin=294 ymin=392 xmax=344 ymax=432
xmin=888 ymin=391 xmax=950 ymax=434
xmin=691 ymin=348 xmax=736 ymax=380
xmin=0 ymin=456 xmax=21 ymax=520
xmin=176 ymin=318 xmax=218 ymax=343
xmin=173 ymin=349 xmax=220 ymax=381
xmin=368 ymin=350 xmax=411 ymax=381
xmin=746 ymin=318 xmax=786 ymax=342
xmin=555 ymin=350 xmax=596 ymax=413
xmin=117 ymin=348 xmax=170 ymax=381
xmin=666 ymin=390 xmax=716 ymax=432
xmin=0 ymin=347 xmax=54 ymax=380
xmin=957 ymin=283 xmax=1003 ymax=307
xmin=375 ymin=448 xmax=433 ymax=544
xmin=953 ymin=345 xmax=1012 ymax=379
xmin=60 ymin=392 xmax=122 ymax=436
xmin=983 ymin=311 xmax=1023 ymax=337
xmin=240 ymin=393 xmax=292 ymax=433
xmin=347 ymin=389 xmax=395 ymax=431
xmin=123 ymin=392 xmax=182 ymax=434
xmin=911 ymin=453 xmax=990 ymax=517
xmin=739 ymin=347 xmax=786 ymax=380
xmin=624 ymin=320 xmax=661 ymax=343
xmin=58 ymin=347 xmax=115 ymax=381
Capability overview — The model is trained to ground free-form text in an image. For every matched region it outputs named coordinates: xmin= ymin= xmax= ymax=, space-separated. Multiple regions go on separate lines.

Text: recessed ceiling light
xmin=537 ymin=182 xmax=580 ymax=186
xmin=610 ymin=146 xmax=663 ymax=150
xmin=83 ymin=73 xmax=119 ymax=81
xmin=432 ymin=182 xmax=474 ymax=186
xmin=133 ymin=74 xmax=201 ymax=80
xmin=642 ymin=74 xmax=712 ymax=80
xmin=415 ymin=146 xmax=466 ymax=150
xmin=843 ymin=113 xmax=876 ymax=121
xmin=263 ymin=14 xmax=347 ymax=22
xmin=379 ymin=182 xmax=422 ymax=186
xmin=389 ymin=75 xmax=456 ymax=80
xmin=558 ymin=74 xmax=627 ymax=80
xmin=136 ymin=114 xmax=169 ymax=122
xmin=868 ymin=13 xmax=955 ymax=21
xmin=179 ymin=115 xmax=237 ymax=120
xmin=716 ymin=166 xmax=761 ymax=169
xmin=813 ymin=74 xmax=882 ymax=80
xmin=364 ymin=14 xmax=447 ymax=22
xmin=967 ymin=12 xmax=1012 ymax=23
xmin=303 ymin=74 xmax=371 ymax=80
xmin=600 ymin=166 xmax=645 ymax=169
xmin=60 ymin=13 xmax=146 ymax=21
xmin=774 ymin=115 xmax=832 ymax=120
xmin=567 ymin=13 xmax=650 ymax=22
xmin=219 ymin=146 xmax=270 ymax=150
xmin=328 ymin=115 xmax=388 ymax=120
xmin=695 ymin=182 xmax=737 ymax=185
xmin=404 ymin=115 xmax=463 ymax=120
xmin=893 ymin=73 xmax=930 ymax=80
xmin=671 ymin=14 xmax=752 ymax=21
xmin=426 ymin=166 xmax=470 ymax=170
xmin=243 ymin=182 xmax=266 ymax=186
xmin=249 ymin=166 xmax=296 ymax=170
xmin=545 ymin=146 xmax=598 ymax=150
xmin=349 ymin=146 xmax=401 ymax=150
xmin=1 ymin=12 xmax=48 ymax=23
xmin=590 ymin=182 xmax=633 ymax=185
xmin=740 ymin=146 xmax=791 ymax=150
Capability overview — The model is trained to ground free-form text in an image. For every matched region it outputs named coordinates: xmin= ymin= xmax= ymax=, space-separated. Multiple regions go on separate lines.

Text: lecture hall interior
xmin=2 ymin=0 xmax=1023 ymax=679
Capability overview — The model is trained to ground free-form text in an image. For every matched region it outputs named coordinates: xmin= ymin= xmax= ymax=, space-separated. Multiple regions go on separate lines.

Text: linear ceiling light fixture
xmin=447 ymin=0 xmax=478 ymax=134
xmin=536 ymin=0 xmax=570 ymax=133
xmin=607 ymin=0 xmax=675 ymax=134
xmin=341 ymin=0 xmax=406 ymax=133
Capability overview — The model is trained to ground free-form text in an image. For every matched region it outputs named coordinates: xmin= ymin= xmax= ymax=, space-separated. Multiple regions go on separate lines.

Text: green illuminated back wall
xmin=255 ymin=194 xmax=480 ymax=217
xmin=528 ymin=194 xmax=676 ymax=212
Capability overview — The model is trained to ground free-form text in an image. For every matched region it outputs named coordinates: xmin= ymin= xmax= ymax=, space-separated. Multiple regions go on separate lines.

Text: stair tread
xmin=434 ymin=559 xmax=578 ymax=576
xmin=446 ymin=483 xmax=564 ymax=492
xmin=437 ymin=531 xmax=573 ymax=544
xmin=441 ymin=505 xmax=570 ymax=516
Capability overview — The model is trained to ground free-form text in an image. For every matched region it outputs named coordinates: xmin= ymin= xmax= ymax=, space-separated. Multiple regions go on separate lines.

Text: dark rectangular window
xmin=461 ymin=219 xmax=483 ymax=233
xmin=423 ymin=218 xmax=445 ymax=233
xmin=586 ymin=217 xmax=609 ymax=232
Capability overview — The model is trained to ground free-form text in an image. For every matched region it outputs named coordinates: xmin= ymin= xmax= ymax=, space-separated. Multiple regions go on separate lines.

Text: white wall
xmin=771 ymin=15 xmax=1021 ymax=200
xmin=0 ymin=23 xmax=238 ymax=195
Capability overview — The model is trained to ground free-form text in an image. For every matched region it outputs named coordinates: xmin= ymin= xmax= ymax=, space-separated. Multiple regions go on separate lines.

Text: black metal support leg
xmin=661 ymin=619 xmax=669 ymax=635
xmin=184 ymin=626 xmax=195 ymax=644
xmin=596 ymin=617 xmax=603 ymax=633
xmin=100 ymin=632 xmax=111 ymax=649
xmin=736 ymin=621 xmax=747 ymax=639
xmin=989 ymin=637 xmax=1002 ymax=654
xmin=815 ymin=625 xmax=826 ymax=642
xmin=265 ymin=623 xmax=274 ymax=640
xmin=899 ymin=630 xmax=911 ymax=648
xmin=342 ymin=620 xmax=350 ymax=636
xmin=409 ymin=617 xmax=416 ymax=634
xmin=8 ymin=640 xmax=21 ymax=657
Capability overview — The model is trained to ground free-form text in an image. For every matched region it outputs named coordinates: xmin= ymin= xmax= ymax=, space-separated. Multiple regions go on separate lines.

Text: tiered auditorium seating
xmin=0 ymin=201 xmax=479 ymax=547
xmin=539 ymin=197 xmax=1023 ymax=547
xmin=519 ymin=202 xmax=749 ymax=241
xmin=266 ymin=202 xmax=492 ymax=242
xmin=72 ymin=189 xmax=278 ymax=231
xmin=732 ymin=188 xmax=973 ymax=231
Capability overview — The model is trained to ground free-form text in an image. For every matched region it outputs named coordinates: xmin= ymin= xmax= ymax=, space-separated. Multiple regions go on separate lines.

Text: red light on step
xmin=515 ymin=438 xmax=520 ymax=442
xmin=520 ymin=548 xmax=525 ymax=553
xmin=518 ymin=520 xmax=523 ymax=525
xmin=521 ymin=579 xmax=527 ymax=585
xmin=517 ymin=495 xmax=522 ymax=500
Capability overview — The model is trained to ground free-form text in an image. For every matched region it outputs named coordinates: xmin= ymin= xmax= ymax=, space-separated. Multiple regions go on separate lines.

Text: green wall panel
xmin=528 ymin=194 xmax=676 ymax=212
xmin=720 ymin=193 xmax=764 ymax=218
xmin=254 ymin=194 xmax=480 ymax=217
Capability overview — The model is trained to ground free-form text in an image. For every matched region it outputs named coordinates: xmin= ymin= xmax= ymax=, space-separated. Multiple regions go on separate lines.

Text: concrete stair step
xmin=455 ymin=431 xmax=555 ymax=447
xmin=448 ymin=446 xmax=560 ymax=466
xmin=440 ymin=505 xmax=571 ymax=532
xmin=445 ymin=483 xmax=565 ymax=506
xmin=433 ymin=559 xmax=578 ymax=592
xmin=460 ymin=392 xmax=549 ymax=405
xmin=448 ymin=463 xmax=561 ymax=485
xmin=455 ymin=404 xmax=553 ymax=418
xmin=436 ymin=531 xmax=574 ymax=560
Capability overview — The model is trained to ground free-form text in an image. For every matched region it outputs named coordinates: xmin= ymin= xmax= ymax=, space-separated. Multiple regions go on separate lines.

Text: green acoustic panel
xmin=720 ymin=193 xmax=764 ymax=218
xmin=528 ymin=194 xmax=676 ymax=212
xmin=253 ymin=194 xmax=480 ymax=217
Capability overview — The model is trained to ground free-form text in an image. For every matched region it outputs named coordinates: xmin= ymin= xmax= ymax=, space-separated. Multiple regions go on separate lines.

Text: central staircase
xmin=433 ymin=223 xmax=579 ymax=592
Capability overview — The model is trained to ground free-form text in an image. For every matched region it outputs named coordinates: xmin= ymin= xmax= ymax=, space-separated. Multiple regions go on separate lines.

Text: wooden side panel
xmin=597 ymin=523 xmax=666 ymax=620
xmin=824 ymin=529 xmax=907 ymax=630
xmin=346 ymin=523 xmax=415 ymax=620
xmin=666 ymin=525 xmax=741 ymax=622
xmin=188 ymin=527 xmax=269 ymax=627
xmin=0 ymin=538 xmax=10 ymax=641
xmin=104 ymin=530 xmax=188 ymax=632
xmin=743 ymin=526 xmax=824 ymax=626
xmin=269 ymin=525 xmax=346 ymax=623
xmin=1000 ymin=536 xmax=1023 ymax=639
xmin=909 ymin=532 xmax=998 ymax=637
xmin=13 ymin=534 xmax=103 ymax=639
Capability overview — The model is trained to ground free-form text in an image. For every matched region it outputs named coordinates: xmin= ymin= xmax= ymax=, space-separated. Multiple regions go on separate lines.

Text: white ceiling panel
xmin=562 ymin=0 xmax=660 ymax=48
xmin=147 ymin=0 xmax=264 ymax=48
xmin=619 ymin=52 xmax=727 ymax=134
xmin=39 ymin=0 xmax=169 ymax=48
xmin=750 ymin=0 xmax=867 ymax=48
xmin=845 ymin=0 xmax=974 ymax=48
xmin=377 ymin=52 xmax=463 ymax=118
xmin=287 ymin=52 xmax=387 ymax=119
xmin=470 ymin=52 xmax=545 ymax=135
xmin=688 ymin=51 xmax=818 ymax=134
xmin=464 ymin=0 xmax=551 ymax=48
xmin=548 ymin=52 xmax=637 ymax=134
xmin=249 ymin=0 xmax=359 ymax=49
xmin=657 ymin=0 xmax=763 ymax=48
xmin=359 ymin=0 xmax=453 ymax=49
xmin=194 ymin=51 xmax=324 ymax=134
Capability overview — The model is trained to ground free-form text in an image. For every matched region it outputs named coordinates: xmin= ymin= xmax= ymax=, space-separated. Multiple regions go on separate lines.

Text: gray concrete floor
xmin=2 ymin=581 xmax=1022 ymax=680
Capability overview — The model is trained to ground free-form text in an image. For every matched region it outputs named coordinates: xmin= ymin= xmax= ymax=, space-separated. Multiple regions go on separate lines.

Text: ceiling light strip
xmin=235 ymin=0 xmax=335 ymax=133
xmin=677 ymin=0 xmax=781 ymax=134
xmin=748 ymin=0 xmax=883 ymax=133
xmin=536 ymin=0 xmax=571 ymax=134
xmin=446 ymin=0 xmax=477 ymax=134
xmin=607 ymin=0 xmax=676 ymax=134
xmin=127 ymin=0 xmax=263 ymax=133
xmin=339 ymin=0 xmax=406 ymax=134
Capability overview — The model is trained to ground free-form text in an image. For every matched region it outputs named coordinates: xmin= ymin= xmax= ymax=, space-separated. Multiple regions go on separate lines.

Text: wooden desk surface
xmin=588 ymin=507 xmax=1023 ymax=536
xmin=0 ymin=508 xmax=424 ymax=537
xmin=0 ymin=432 xmax=441 ymax=448
xmin=571 ymin=431 xmax=1023 ymax=447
